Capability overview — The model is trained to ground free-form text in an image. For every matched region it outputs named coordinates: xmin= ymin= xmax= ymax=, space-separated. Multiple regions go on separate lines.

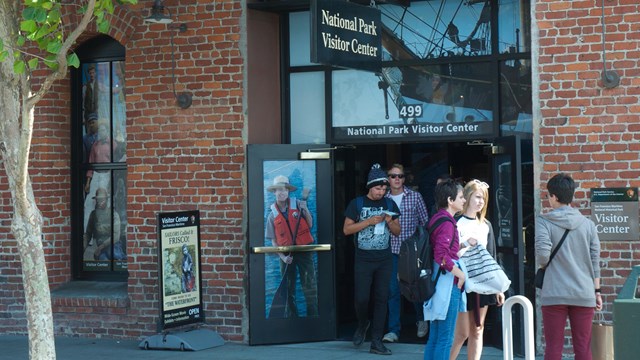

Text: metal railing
xmin=502 ymin=295 xmax=535 ymax=360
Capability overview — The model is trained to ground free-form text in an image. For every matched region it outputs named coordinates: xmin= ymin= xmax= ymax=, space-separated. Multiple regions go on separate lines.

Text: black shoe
xmin=352 ymin=321 xmax=370 ymax=347
xmin=370 ymin=340 xmax=392 ymax=355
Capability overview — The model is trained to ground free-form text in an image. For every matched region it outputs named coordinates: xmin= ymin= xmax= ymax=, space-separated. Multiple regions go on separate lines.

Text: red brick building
xmin=534 ymin=0 xmax=639 ymax=353
xmin=0 ymin=0 xmax=637 ymax=357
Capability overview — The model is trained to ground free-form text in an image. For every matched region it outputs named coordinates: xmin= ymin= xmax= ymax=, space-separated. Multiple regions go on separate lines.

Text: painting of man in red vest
xmin=265 ymin=175 xmax=318 ymax=318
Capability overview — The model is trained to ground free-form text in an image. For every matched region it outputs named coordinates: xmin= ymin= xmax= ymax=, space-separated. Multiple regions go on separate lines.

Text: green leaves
xmin=28 ymin=58 xmax=39 ymax=70
xmin=46 ymin=41 xmax=61 ymax=54
xmin=20 ymin=20 xmax=37 ymax=33
xmin=9 ymin=0 xmax=138 ymax=73
xmin=67 ymin=53 xmax=79 ymax=68
xmin=14 ymin=60 xmax=26 ymax=74
xmin=17 ymin=0 xmax=64 ymax=71
xmin=97 ymin=19 xmax=110 ymax=34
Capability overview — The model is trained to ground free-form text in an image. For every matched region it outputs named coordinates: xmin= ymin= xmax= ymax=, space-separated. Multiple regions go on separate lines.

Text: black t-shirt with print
xmin=344 ymin=196 xmax=400 ymax=261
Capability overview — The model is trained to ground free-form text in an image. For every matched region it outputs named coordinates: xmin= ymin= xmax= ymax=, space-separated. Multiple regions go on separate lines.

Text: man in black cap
xmin=343 ymin=163 xmax=401 ymax=355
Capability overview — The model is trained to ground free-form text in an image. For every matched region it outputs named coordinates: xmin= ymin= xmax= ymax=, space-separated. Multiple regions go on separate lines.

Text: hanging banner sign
xmin=311 ymin=0 xmax=382 ymax=73
xmin=157 ymin=210 xmax=203 ymax=329
xmin=591 ymin=188 xmax=638 ymax=241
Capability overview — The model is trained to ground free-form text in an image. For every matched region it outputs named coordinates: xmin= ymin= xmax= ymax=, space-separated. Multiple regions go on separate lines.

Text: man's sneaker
xmin=417 ymin=320 xmax=429 ymax=338
xmin=382 ymin=332 xmax=398 ymax=343
xmin=352 ymin=320 xmax=370 ymax=347
xmin=370 ymin=340 xmax=392 ymax=355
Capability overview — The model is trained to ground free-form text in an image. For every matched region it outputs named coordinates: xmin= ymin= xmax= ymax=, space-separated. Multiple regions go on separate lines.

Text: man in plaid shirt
xmin=383 ymin=163 xmax=430 ymax=343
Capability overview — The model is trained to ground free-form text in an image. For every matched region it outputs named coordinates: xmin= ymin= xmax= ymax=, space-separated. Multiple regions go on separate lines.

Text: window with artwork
xmin=72 ymin=36 xmax=127 ymax=279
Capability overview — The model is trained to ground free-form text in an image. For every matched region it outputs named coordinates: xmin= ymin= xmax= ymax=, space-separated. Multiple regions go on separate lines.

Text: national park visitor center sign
xmin=591 ymin=187 xmax=639 ymax=241
xmin=311 ymin=0 xmax=382 ymax=73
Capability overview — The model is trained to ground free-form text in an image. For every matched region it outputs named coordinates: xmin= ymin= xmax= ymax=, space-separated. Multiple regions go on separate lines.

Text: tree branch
xmin=17 ymin=0 xmax=98 ymax=198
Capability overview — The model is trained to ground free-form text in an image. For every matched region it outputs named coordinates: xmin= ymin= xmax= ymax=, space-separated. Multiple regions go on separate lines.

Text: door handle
xmin=252 ymin=244 xmax=332 ymax=254
xmin=522 ymin=226 xmax=527 ymax=264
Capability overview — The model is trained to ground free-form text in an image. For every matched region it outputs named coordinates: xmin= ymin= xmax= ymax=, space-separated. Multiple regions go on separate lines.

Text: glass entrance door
xmin=247 ymin=144 xmax=335 ymax=345
xmin=487 ymin=135 xmax=534 ymax=355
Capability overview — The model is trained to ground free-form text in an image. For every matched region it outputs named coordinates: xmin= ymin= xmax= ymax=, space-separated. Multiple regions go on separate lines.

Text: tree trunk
xmin=1 ymin=1 xmax=106 ymax=358
xmin=0 ymin=3 xmax=55 ymax=358
xmin=14 ymin=215 xmax=54 ymax=360
xmin=0 ymin=73 xmax=55 ymax=360
xmin=0 ymin=91 xmax=55 ymax=360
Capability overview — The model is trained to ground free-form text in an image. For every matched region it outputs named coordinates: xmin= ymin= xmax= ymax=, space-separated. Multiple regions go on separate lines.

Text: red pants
xmin=542 ymin=305 xmax=594 ymax=360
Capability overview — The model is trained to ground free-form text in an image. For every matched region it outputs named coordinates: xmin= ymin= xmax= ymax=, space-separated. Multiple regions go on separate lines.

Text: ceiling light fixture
xmin=144 ymin=0 xmax=173 ymax=24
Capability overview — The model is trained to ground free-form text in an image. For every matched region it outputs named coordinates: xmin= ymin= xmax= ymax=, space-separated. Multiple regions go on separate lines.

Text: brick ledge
xmin=52 ymin=281 xmax=129 ymax=309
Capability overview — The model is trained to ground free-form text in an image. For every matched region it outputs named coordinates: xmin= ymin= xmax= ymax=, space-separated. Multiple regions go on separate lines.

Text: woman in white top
xmin=449 ymin=180 xmax=505 ymax=360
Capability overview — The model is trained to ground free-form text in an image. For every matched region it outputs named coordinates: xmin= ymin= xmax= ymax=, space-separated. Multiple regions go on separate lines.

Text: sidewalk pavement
xmin=1 ymin=334 xmax=543 ymax=360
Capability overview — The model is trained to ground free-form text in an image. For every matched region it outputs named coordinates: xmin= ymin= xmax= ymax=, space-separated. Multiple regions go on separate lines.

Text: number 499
xmin=399 ymin=104 xmax=423 ymax=118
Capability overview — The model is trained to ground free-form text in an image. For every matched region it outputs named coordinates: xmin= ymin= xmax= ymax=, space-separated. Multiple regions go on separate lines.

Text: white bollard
xmin=502 ymin=295 xmax=535 ymax=360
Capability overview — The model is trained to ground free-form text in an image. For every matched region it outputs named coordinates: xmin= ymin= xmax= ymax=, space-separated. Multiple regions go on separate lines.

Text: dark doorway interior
xmin=333 ymin=141 xmax=497 ymax=345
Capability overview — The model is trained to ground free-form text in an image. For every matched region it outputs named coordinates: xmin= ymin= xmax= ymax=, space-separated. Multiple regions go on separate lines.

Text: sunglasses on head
xmin=388 ymin=174 xmax=405 ymax=179
xmin=470 ymin=179 xmax=489 ymax=188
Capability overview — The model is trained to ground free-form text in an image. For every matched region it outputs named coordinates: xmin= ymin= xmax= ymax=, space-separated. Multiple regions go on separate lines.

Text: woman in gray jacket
xmin=535 ymin=173 xmax=602 ymax=360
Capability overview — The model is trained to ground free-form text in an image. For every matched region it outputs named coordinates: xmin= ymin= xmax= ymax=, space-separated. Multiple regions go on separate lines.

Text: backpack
xmin=398 ymin=216 xmax=454 ymax=303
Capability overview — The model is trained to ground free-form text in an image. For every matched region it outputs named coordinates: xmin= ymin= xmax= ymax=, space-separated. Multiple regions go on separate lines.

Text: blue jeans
xmin=423 ymin=284 xmax=461 ymax=360
xmin=388 ymin=254 xmax=423 ymax=335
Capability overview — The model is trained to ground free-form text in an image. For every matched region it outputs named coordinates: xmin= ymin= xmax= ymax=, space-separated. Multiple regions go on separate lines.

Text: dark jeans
xmin=388 ymin=254 xmax=425 ymax=335
xmin=279 ymin=251 xmax=318 ymax=317
xmin=354 ymin=255 xmax=393 ymax=342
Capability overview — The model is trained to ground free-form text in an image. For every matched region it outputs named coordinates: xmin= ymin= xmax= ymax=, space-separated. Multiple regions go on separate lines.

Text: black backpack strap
xmin=423 ymin=216 xmax=457 ymax=271
xmin=419 ymin=216 xmax=450 ymax=253
xmin=356 ymin=196 xmax=394 ymax=221
xmin=384 ymin=196 xmax=393 ymax=212
xmin=429 ymin=216 xmax=452 ymax=236
xmin=417 ymin=216 xmax=454 ymax=268
xmin=355 ymin=196 xmax=364 ymax=221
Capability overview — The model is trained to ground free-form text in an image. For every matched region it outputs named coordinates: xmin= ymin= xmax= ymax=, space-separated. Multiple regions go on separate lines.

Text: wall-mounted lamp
xmin=144 ymin=0 xmax=193 ymax=109
xmin=600 ymin=0 xmax=620 ymax=89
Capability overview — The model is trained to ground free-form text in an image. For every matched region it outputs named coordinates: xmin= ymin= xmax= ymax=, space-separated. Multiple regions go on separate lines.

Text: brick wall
xmin=0 ymin=0 xmax=246 ymax=341
xmin=2 ymin=0 xmax=636 ymax=350
xmin=534 ymin=0 xmax=640 ymax=355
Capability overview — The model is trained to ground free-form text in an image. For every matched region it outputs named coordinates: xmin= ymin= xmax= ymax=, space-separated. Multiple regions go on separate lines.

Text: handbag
xmin=535 ymin=229 xmax=570 ymax=289
xmin=591 ymin=312 xmax=614 ymax=360
xmin=534 ymin=268 xmax=546 ymax=289
xmin=460 ymin=244 xmax=511 ymax=294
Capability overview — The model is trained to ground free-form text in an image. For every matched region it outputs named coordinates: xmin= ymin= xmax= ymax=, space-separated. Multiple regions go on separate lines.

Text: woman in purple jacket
xmin=423 ymin=179 xmax=467 ymax=360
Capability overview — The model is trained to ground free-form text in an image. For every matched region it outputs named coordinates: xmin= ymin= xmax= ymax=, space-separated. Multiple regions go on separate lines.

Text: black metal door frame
xmin=487 ymin=135 xmax=532 ymax=355
xmin=247 ymin=144 xmax=336 ymax=345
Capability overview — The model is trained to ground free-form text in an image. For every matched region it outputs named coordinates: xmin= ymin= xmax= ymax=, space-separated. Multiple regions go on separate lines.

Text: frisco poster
xmin=158 ymin=210 xmax=203 ymax=329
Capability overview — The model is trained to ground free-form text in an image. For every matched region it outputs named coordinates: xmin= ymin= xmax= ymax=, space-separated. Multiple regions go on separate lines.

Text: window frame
xmin=71 ymin=35 xmax=128 ymax=281
xmin=279 ymin=0 xmax=532 ymax=144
